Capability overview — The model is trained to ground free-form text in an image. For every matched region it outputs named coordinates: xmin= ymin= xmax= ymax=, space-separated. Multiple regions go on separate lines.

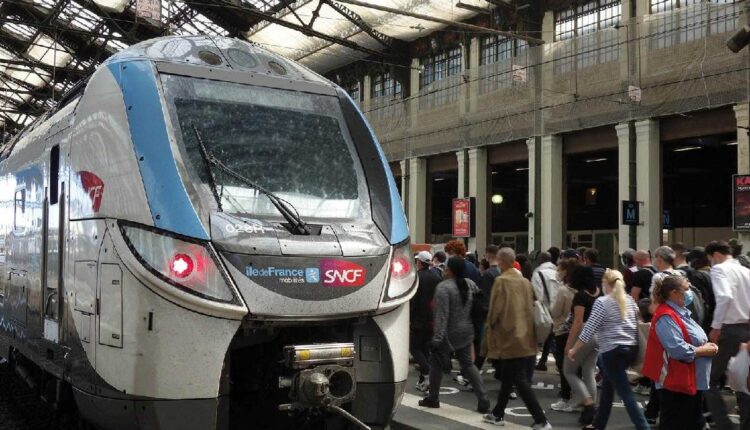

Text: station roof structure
xmin=0 ymin=0 xmax=493 ymax=138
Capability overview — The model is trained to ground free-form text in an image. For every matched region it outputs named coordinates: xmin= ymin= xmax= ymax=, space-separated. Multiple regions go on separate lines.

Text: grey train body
xmin=0 ymin=36 xmax=414 ymax=430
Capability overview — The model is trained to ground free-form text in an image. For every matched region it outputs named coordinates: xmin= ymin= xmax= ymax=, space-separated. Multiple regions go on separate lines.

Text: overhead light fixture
xmin=491 ymin=171 xmax=498 ymax=175
xmin=515 ymin=167 xmax=530 ymax=171
xmin=727 ymin=141 xmax=738 ymax=146
xmin=434 ymin=177 xmax=445 ymax=182
xmin=584 ymin=158 xmax=607 ymax=163
xmin=673 ymin=146 xmax=701 ymax=152
xmin=491 ymin=194 xmax=504 ymax=204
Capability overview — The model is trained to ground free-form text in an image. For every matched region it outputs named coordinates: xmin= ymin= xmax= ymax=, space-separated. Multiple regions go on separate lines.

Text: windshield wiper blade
xmin=192 ymin=125 xmax=223 ymax=212
xmin=191 ymin=126 xmax=311 ymax=236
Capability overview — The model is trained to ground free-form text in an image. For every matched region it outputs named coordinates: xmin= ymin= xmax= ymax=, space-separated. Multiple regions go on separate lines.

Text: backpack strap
xmin=538 ymin=271 xmax=551 ymax=304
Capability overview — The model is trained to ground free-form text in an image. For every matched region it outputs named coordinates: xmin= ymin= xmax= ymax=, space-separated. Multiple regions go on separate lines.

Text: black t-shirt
xmin=630 ymin=266 xmax=656 ymax=299
xmin=572 ymin=289 xmax=600 ymax=322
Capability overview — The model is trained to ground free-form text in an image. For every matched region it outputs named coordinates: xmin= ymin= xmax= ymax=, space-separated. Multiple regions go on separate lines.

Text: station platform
xmin=391 ymin=357 xmax=740 ymax=430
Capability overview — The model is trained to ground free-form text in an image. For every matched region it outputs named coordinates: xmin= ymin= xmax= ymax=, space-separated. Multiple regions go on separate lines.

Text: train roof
xmin=104 ymin=35 xmax=334 ymax=89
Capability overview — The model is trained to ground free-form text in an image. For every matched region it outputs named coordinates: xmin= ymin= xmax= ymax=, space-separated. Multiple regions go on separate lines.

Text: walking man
xmin=411 ymin=251 xmax=441 ymax=392
xmin=482 ymin=247 xmax=552 ymax=429
xmin=705 ymin=240 xmax=750 ymax=430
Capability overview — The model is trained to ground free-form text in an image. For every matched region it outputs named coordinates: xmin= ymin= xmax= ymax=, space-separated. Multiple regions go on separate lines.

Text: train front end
xmin=73 ymin=36 xmax=414 ymax=430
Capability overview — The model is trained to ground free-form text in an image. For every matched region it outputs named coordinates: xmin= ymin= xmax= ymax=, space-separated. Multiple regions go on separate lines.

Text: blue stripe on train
xmin=107 ymin=60 xmax=208 ymax=240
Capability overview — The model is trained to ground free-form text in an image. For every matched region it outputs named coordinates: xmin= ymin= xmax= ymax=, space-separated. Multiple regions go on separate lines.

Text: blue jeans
xmin=593 ymin=345 xmax=649 ymax=430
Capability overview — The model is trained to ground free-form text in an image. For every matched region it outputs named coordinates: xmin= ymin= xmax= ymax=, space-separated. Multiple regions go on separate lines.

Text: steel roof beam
xmin=322 ymin=0 xmax=393 ymax=48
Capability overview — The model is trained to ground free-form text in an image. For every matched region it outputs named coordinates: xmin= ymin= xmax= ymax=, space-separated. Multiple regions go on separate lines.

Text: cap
xmin=561 ymin=249 xmax=579 ymax=259
xmin=416 ymin=251 xmax=433 ymax=264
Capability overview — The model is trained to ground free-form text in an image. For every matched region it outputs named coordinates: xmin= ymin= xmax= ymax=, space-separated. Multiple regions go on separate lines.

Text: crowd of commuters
xmin=409 ymin=238 xmax=750 ymax=429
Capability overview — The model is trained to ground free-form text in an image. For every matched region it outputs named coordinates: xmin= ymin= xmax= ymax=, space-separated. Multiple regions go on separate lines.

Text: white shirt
xmin=710 ymin=258 xmax=750 ymax=329
xmin=531 ymin=262 xmax=559 ymax=308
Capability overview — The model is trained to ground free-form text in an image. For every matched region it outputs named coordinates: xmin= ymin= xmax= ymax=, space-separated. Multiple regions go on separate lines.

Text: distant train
xmin=0 ymin=35 xmax=415 ymax=430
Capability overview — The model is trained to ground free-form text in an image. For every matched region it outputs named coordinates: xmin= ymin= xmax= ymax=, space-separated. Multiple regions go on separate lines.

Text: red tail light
xmin=390 ymin=255 xmax=411 ymax=280
xmin=169 ymin=253 xmax=194 ymax=279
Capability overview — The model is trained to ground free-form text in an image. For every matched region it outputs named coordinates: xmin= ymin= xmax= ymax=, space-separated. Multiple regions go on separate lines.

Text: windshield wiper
xmin=191 ymin=126 xmax=312 ymax=235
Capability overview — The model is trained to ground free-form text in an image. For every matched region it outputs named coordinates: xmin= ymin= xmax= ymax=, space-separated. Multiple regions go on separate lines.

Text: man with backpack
xmin=630 ymin=250 xmax=657 ymax=301
xmin=411 ymin=251 xmax=442 ymax=392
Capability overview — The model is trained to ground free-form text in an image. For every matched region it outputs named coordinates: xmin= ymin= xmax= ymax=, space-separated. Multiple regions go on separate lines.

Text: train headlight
xmin=384 ymin=242 xmax=417 ymax=301
xmin=119 ymin=222 xmax=235 ymax=303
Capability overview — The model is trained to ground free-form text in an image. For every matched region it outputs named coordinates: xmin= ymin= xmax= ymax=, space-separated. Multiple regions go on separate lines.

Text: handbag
xmin=631 ymin=321 xmax=650 ymax=373
xmin=432 ymin=339 xmax=454 ymax=373
xmin=532 ymin=272 xmax=554 ymax=344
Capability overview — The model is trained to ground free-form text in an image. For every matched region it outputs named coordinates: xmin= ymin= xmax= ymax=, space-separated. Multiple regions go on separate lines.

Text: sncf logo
xmin=320 ymin=259 xmax=366 ymax=287
xmin=78 ymin=171 xmax=104 ymax=213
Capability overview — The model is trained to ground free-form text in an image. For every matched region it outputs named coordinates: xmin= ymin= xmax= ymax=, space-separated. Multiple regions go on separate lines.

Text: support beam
xmin=468 ymin=147 xmax=489 ymax=254
xmin=333 ymin=0 xmax=545 ymax=44
xmin=540 ymin=135 xmax=563 ymax=251
xmin=616 ymin=122 xmax=636 ymax=254
xmin=324 ymin=0 xmax=395 ymax=48
xmin=527 ymin=137 xmax=538 ymax=252
xmin=734 ymin=104 xmax=750 ymax=251
xmin=408 ymin=157 xmax=427 ymax=243
xmin=635 ymin=119 xmax=661 ymax=251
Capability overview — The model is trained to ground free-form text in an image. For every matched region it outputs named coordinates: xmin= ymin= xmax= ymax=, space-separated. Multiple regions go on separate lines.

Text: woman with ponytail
xmin=568 ymin=269 xmax=649 ymax=430
xmin=419 ymin=256 xmax=490 ymax=413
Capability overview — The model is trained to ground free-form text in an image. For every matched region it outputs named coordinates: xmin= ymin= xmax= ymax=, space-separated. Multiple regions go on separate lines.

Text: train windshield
xmin=160 ymin=74 xmax=370 ymax=221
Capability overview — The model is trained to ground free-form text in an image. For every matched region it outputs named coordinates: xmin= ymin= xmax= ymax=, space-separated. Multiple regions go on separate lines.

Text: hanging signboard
xmin=136 ymin=0 xmax=161 ymax=21
xmin=452 ymin=198 xmax=475 ymax=238
xmin=512 ymin=64 xmax=527 ymax=83
xmin=621 ymin=200 xmax=639 ymax=226
xmin=733 ymin=174 xmax=750 ymax=231
xmin=628 ymin=85 xmax=642 ymax=102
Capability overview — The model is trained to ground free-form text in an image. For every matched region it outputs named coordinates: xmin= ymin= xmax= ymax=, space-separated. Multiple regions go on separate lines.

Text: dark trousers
xmin=645 ymin=385 xmax=660 ymax=420
xmin=492 ymin=356 xmax=547 ymax=425
xmin=553 ymin=333 xmax=572 ymax=400
xmin=473 ymin=319 xmax=486 ymax=370
xmin=659 ymin=389 xmax=705 ymax=430
xmin=538 ymin=333 xmax=555 ymax=366
xmin=428 ymin=344 xmax=488 ymax=403
xmin=409 ymin=328 xmax=431 ymax=378
xmin=704 ymin=323 xmax=750 ymax=430
xmin=594 ymin=345 xmax=650 ymax=430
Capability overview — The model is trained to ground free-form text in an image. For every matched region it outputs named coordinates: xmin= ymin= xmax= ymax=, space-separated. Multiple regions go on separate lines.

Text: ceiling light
xmin=584 ymin=158 xmax=607 ymax=163
xmin=491 ymin=194 xmax=504 ymax=204
xmin=673 ymin=146 xmax=701 ymax=152
xmin=727 ymin=141 xmax=738 ymax=146
xmin=434 ymin=177 xmax=445 ymax=182
xmin=491 ymin=171 xmax=498 ymax=175
xmin=515 ymin=167 xmax=530 ymax=171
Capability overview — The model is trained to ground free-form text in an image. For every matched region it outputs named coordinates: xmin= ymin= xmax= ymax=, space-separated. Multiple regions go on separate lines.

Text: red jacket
xmin=642 ymin=303 xmax=697 ymax=395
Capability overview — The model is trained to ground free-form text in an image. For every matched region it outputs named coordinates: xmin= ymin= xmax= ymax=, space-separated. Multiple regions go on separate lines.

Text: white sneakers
xmin=481 ymin=413 xmax=505 ymax=426
xmin=532 ymin=422 xmax=553 ymax=430
xmin=550 ymin=399 xmax=581 ymax=413
xmin=415 ymin=380 xmax=429 ymax=392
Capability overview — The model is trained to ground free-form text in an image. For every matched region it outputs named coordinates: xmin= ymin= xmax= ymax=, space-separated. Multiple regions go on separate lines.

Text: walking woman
xmin=563 ymin=265 xmax=601 ymax=426
xmin=642 ymin=275 xmax=718 ymax=430
xmin=549 ymin=258 xmax=580 ymax=413
xmin=568 ymin=269 xmax=649 ymax=430
xmin=419 ymin=257 xmax=490 ymax=413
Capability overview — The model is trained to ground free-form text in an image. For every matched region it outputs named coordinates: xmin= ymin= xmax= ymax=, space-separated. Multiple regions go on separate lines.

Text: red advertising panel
xmin=734 ymin=174 xmax=750 ymax=231
xmin=452 ymin=198 xmax=471 ymax=238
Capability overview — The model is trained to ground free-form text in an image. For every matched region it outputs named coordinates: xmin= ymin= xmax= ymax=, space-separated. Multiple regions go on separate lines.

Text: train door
xmin=42 ymin=144 xmax=63 ymax=343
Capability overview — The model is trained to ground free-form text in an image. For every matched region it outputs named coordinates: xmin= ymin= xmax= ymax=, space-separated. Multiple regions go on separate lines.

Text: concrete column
xmin=456 ymin=149 xmax=468 ymax=198
xmin=363 ymin=75 xmax=371 ymax=102
xmin=616 ymin=123 xmax=635 ymax=253
xmin=734 ymin=104 xmax=750 ymax=250
xmin=469 ymin=37 xmax=480 ymax=113
xmin=527 ymin=138 xmax=538 ymax=251
xmin=399 ymin=159 xmax=409 ymax=215
xmin=540 ymin=135 xmax=563 ymax=250
xmin=409 ymin=58 xmax=420 ymax=126
xmin=407 ymin=157 xmax=427 ymax=243
xmin=635 ymin=119 xmax=661 ymax=250
xmin=468 ymin=147 xmax=489 ymax=254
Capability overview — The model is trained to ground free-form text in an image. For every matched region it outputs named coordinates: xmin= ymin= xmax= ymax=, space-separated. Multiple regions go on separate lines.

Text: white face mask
xmin=727 ymin=344 xmax=750 ymax=395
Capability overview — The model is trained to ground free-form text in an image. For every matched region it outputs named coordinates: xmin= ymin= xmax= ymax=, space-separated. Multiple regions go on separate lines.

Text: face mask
xmin=683 ymin=289 xmax=695 ymax=307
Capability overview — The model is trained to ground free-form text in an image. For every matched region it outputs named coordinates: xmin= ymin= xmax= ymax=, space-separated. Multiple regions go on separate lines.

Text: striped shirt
xmin=579 ymin=294 xmax=639 ymax=353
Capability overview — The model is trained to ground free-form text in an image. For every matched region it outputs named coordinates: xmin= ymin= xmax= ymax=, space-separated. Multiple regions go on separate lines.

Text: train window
xmin=13 ymin=189 xmax=25 ymax=230
xmin=50 ymin=145 xmax=59 ymax=205
xmin=160 ymin=74 xmax=371 ymax=221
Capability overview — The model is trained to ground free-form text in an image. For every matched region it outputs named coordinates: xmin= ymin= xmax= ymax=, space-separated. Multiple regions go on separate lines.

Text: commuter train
xmin=0 ymin=35 xmax=414 ymax=430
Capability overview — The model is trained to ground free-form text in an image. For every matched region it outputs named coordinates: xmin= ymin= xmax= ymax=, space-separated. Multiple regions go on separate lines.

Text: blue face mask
xmin=683 ymin=289 xmax=695 ymax=307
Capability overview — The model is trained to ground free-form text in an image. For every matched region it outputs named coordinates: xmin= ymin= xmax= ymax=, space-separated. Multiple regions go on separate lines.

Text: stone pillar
xmin=734 ymin=104 xmax=750 ymax=250
xmin=362 ymin=75 xmax=371 ymax=103
xmin=409 ymin=58 xmax=420 ymax=126
xmin=635 ymin=119 xmax=661 ymax=250
xmin=616 ymin=122 xmax=635 ymax=253
xmin=540 ymin=135 xmax=564 ymax=250
xmin=407 ymin=157 xmax=427 ymax=243
xmin=399 ymin=159 xmax=409 ymax=216
xmin=468 ymin=147 xmax=489 ymax=254
xmin=468 ymin=37 xmax=480 ymax=113
xmin=527 ymin=138 xmax=539 ymax=251
xmin=456 ymin=149 xmax=468 ymax=198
